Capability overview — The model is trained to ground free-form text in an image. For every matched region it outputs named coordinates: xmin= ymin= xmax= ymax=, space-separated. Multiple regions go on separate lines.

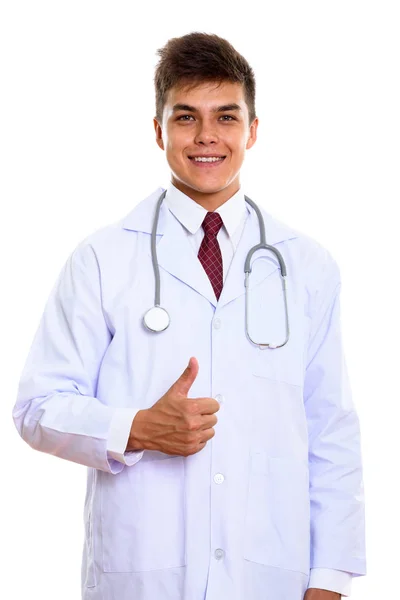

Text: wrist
xmin=127 ymin=409 xmax=149 ymax=451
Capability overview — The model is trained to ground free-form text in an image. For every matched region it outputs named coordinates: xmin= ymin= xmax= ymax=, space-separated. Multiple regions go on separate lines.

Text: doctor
xmin=12 ymin=32 xmax=366 ymax=600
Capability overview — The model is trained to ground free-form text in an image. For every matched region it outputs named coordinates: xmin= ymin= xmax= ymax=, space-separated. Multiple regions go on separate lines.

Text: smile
xmin=188 ymin=156 xmax=226 ymax=167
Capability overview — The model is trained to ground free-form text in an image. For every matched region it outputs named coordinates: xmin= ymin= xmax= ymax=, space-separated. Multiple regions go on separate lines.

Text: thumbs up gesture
xmin=127 ymin=357 xmax=220 ymax=457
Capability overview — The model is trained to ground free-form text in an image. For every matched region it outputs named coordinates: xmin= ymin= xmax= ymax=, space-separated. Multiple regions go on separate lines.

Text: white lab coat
xmin=13 ymin=187 xmax=366 ymax=600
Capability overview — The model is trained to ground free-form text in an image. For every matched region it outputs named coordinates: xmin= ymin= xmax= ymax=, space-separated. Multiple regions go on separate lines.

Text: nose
xmin=194 ymin=119 xmax=219 ymax=145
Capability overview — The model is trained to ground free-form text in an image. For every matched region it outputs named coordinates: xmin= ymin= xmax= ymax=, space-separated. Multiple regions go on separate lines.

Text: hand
xmin=304 ymin=589 xmax=341 ymax=600
xmin=128 ymin=357 xmax=220 ymax=457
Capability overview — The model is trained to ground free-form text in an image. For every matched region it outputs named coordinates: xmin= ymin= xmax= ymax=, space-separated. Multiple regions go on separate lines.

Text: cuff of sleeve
xmin=307 ymin=568 xmax=352 ymax=597
xmin=107 ymin=407 xmax=145 ymax=466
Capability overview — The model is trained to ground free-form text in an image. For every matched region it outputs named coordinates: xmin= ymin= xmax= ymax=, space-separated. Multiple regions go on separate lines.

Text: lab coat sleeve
xmin=304 ymin=252 xmax=366 ymax=580
xmin=12 ymin=241 xmax=144 ymax=474
xmin=308 ymin=568 xmax=352 ymax=596
xmin=107 ymin=407 xmax=145 ymax=465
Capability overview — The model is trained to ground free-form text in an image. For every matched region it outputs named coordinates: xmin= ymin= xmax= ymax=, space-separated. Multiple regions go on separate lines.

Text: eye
xmin=176 ymin=114 xmax=236 ymax=122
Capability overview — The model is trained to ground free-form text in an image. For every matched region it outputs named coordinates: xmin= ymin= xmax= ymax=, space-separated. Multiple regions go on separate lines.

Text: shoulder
xmin=256 ymin=208 xmax=341 ymax=307
xmin=68 ymin=221 xmax=124 ymax=267
xmin=69 ymin=187 xmax=164 ymax=264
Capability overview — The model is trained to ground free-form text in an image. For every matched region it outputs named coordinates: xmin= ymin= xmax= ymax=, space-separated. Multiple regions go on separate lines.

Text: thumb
xmin=173 ymin=357 xmax=199 ymax=397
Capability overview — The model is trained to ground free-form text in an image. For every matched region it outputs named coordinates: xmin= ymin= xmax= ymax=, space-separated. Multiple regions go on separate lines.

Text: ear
xmin=154 ymin=118 xmax=165 ymax=150
xmin=246 ymin=117 xmax=259 ymax=150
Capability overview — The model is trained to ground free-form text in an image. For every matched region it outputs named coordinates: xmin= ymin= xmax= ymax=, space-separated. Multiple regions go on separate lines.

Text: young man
xmin=13 ymin=32 xmax=366 ymax=600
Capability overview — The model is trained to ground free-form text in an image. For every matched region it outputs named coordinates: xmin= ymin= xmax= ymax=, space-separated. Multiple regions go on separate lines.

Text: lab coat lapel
xmin=121 ymin=188 xmax=216 ymax=305
xmin=154 ymin=204 xmax=218 ymax=305
xmin=121 ymin=187 xmax=298 ymax=309
xmin=217 ymin=206 xmax=276 ymax=309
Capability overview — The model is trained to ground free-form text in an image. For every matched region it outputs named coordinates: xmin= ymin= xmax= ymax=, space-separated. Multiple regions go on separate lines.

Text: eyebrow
xmin=172 ymin=103 xmax=242 ymax=113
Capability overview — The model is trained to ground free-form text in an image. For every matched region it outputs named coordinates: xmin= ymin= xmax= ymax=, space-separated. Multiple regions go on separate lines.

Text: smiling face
xmin=154 ymin=80 xmax=258 ymax=210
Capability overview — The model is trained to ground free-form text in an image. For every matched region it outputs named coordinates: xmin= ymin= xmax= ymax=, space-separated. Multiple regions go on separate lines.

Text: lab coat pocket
xmin=252 ymin=344 xmax=304 ymax=386
xmin=243 ymin=453 xmax=310 ymax=575
xmin=101 ymin=455 xmax=186 ymax=573
xmin=250 ymin=291 xmax=310 ymax=386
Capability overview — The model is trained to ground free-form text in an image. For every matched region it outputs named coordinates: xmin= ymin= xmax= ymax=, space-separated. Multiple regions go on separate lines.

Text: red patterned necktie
xmin=198 ymin=211 xmax=224 ymax=300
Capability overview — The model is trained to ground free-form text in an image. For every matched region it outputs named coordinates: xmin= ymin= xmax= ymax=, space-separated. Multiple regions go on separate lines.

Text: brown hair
xmin=154 ymin=32 xmax=257 ymax=126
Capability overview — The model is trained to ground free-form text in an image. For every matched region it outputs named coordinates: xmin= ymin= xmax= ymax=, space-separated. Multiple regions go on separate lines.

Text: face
xmin=154 ymin=80 xmax=258 ymax=209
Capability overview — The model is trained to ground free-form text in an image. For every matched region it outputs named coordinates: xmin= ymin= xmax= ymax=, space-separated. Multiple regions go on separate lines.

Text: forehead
xmin=164 ymin=80 xmax=247 ymax=110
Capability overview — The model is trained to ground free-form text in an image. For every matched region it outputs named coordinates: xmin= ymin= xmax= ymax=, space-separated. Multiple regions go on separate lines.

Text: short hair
xmin=154 ymin=32 xmax=257 ymax=126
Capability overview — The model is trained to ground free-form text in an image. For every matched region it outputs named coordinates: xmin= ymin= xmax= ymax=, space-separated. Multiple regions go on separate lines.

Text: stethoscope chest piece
xmin=143 ymin=305 xmax=170 ymax=332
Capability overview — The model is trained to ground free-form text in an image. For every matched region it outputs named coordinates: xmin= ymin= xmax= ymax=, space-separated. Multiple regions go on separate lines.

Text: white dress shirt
xmin=106 ymin=181 xmax=353 ymax=597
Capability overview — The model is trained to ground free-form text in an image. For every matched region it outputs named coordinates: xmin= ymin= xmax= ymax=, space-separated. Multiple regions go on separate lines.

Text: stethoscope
xmin=143 ymin=190 xmax=290 ymax=349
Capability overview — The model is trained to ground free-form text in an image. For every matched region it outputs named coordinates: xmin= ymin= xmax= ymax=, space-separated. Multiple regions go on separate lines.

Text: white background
xmin=1 ymin=1 xmax=399 ymax=598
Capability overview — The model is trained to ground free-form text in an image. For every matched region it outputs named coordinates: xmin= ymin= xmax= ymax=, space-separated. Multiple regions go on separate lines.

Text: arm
xmin=307 ymin=567 xmax=352 ymax=597
xmin=12 ymin=241 xmax=144 ymax=474
xmin=304 ymin=252 xmax=366 ymax=589
xmin=304 ymin=589 xmax=341 ymax=600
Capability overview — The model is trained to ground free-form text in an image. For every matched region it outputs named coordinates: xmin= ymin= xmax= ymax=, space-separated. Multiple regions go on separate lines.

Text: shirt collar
xmin=164 ymin=182 xmax=250 ymax=238
xmin=120 ymin=186 xmax=299 ymax=247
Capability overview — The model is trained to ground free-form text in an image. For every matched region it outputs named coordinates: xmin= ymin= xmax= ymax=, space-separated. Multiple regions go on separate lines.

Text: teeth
xmin=193 ymin=156 xmax=224 ymax=162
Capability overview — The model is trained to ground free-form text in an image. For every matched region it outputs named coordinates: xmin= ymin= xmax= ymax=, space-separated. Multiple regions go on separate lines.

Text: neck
xmin=171 ymin=178 xmax=240 ymax=211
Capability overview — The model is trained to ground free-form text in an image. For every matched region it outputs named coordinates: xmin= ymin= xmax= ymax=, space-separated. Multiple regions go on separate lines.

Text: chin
xmin=186 ymin=175 xmax=229 ymax=191
xmin=191 ymin=184 xmax=226 ymax=195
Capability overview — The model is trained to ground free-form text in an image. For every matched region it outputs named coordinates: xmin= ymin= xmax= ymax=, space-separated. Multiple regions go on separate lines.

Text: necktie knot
xmin=201 ymin=211 xmax=223 ymax=237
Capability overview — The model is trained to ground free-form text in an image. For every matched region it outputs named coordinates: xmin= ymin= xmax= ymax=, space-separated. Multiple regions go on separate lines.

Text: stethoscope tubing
xmin=144 ymin=190 xmax=290 ymax=348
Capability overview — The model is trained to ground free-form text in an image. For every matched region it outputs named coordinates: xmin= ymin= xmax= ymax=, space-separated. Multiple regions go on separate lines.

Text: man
xmin=12 ymin=32 xmax=366 ymax=600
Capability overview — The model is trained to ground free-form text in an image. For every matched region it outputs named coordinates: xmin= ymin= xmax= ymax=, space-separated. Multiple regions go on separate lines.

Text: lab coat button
xmin=213 ymin=473 xmax=225 ymax=484
xmin=215 ymin=394 xmax=224 ymax=404
xmin=214 ymin=549 xmax=225 ymax=560
xmin=213 ymin=318 xmax=221 ymax=329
